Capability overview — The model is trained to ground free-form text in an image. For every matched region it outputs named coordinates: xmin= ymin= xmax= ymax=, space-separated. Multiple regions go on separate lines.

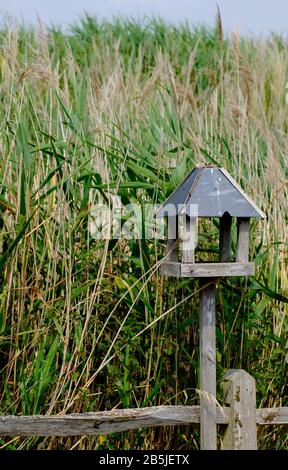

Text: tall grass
xmin=0 ymin=15 xmax=287 ymax=450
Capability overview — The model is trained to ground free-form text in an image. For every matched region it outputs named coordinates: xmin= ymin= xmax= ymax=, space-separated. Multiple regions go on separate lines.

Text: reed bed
xmin=0 ymin=15 xmax=287 ymax=449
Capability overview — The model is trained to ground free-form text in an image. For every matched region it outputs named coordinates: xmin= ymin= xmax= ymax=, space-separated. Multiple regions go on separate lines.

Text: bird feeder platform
xmin=157 ymin=165 xmax=266 ymax=450
xmin=160 ymin=261 xmax=255 ymax=278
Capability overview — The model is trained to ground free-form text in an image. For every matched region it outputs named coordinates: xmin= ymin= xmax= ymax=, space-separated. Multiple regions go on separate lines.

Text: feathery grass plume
xmin=216 ymin=4 xmax=223 ymax=44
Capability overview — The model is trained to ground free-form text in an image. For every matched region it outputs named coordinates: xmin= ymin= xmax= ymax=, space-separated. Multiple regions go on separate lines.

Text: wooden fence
xmin=0 ymin=370 xmax=287 ymax=450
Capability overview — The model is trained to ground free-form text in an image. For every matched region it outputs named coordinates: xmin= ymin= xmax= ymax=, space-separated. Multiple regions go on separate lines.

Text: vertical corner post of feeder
xmin=236 ymin=217 xmax=250 ymax=262
xmin=219 ymin=212 xmax=232 ymax=262
xmin=166 ymin=215 xmax=179 ymax=262
xmin=181 ymin=214 xmax=197 ymax=263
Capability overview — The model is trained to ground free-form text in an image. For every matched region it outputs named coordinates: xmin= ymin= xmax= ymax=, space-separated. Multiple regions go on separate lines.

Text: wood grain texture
xmin=256 ymin=407 xmax=288 ymax=425
xmin=0 ymin=406 xmax=229 ymax=436
xmin=199 ymin=279 xmax=217 ymax=450
xmin=166 ymin=217 xmax=178 ymax=262
xmin=236 ymin=218 xmax=250 ymax=262
xmin=160 ymin=261 xmax=181 ymax=277
xmin=160 ymin=262 xmax=255 ymax=278
xmin=182 ymin=216 xmax=196 ymax=263
xmin=0 ymin=405 xmax=286 ymax=436
xmin=222 ymin=369 xmax=257 ymax=450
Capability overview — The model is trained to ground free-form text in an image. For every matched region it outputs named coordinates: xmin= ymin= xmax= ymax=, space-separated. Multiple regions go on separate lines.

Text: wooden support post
xmin=236 ymin=218 xmax=250 ymax=262
xmin=182 ymin=215 xmax=196 ymax=263
xmin=219 ymin=212 xmax=232 ymax=262
xmin=221 ymin=369 xmax=257 ymax=450
xmin=199 ymin=279 xmax=217 ymax=450
xmin=167 ymin=216 xmax=178 ymax=261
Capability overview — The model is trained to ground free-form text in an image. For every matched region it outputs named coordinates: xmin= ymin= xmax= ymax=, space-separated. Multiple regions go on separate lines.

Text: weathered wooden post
xmin=156 ymin=165 xmax=265 ymax=450
xmin=221 ymin=369 xmax=257 ymax=450
xmin=199 ymin=278 xmax=217 ymax=449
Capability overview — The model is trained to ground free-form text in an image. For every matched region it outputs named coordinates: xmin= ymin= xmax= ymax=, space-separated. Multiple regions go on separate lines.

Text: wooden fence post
xmin=221 ymin=369 xmax=257 ymax=450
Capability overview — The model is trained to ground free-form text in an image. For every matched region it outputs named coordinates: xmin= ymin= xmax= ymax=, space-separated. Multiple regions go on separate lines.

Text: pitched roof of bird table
xmin=156 ymin=166 xmax=266 ymax=219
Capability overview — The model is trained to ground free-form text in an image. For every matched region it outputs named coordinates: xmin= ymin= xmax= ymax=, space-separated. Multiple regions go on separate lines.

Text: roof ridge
xmin=180 ymin=166 xmax=204 ymax=214
xmin=156 ymin=166 xmax=198 ymax=217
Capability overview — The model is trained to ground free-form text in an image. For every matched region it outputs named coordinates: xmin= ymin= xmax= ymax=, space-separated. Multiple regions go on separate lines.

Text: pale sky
xmin=1 ymin=0 xmax=288 ymax=36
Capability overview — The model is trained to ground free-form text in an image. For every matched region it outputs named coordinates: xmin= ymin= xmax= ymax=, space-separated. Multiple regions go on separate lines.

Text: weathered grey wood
xmin=222 ymin=369 xmax=257 ymax=450
xmin=0 ymin=404 xmax=287 ymax=436
xmin=160 ymin=261 xmax=181 ymax=277
xmin=256 ymin=407 xmax=288 ymax=425
xmin=182 ymin=216 xmax=196 ymax=263
xmin=160 ymin=262 xmax=255 ymax=278
xmin=182 ymin=262 xmax=254 ymax=277
xmin=219 ymin=213 xmax=232 ymax=262
xmin=236 ymin=218 xmax=250 ymax=262
xmin=166 ymin=216 xmax=178 ymax=261
xmin=0 ymin=406 xmax=230 ymax=436
xmin=199 ymin=279 xmax=217 ymax=450
xmin=166 ymin=239 xmax=179 ymax=262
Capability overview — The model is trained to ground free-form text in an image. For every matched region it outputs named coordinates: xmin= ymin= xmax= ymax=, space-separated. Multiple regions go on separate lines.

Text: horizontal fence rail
xmin=257 ymin=407 xmax=288 ymax=425
xmin=0 ymin=405 xmax=287 ymax=437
